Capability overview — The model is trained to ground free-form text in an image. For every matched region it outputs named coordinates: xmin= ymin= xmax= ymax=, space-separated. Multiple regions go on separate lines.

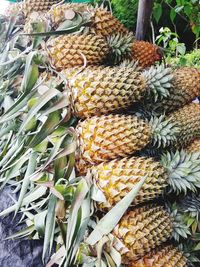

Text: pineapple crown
xmin=142 ymin=65 xmax=174 ymax=102
xmin=149 ymin=115 xmax=180 ymax=148
xmin=166 ymin=203 xmax=191 ymax=242
xmin=106 ymin=32 xmax=134 ymax=65
xmin=161 ymin=150 xmax=200 ymax=194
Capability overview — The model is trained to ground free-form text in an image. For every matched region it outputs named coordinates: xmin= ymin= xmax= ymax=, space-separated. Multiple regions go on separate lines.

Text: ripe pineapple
xmin=65 ymin=65 xmax=172 ymax=119
xmin=22 ymin=0 xmax=61 ymax=16
xmin=112 ymin=205 xmax=173 ymax=263
xmin=48 ymin=4 xmax=128 ymax=37
xmin=46 ymin=34 xmax=110 ymax=70
xmin=185 ymin=138 xmax=200 ymax=153
xmin=131 ymin=245 xmax=187 ymax=267
xmin=143 ymin=67 xmax=200 ymax=114
xmin=76 ymin=114 xmax=178 ymax=166
xmin=92 ymin=156 xmax=168 ymax=209
xmin=168 ymin=102 xmax=200 ymax=147
xmin=91 ymin=150 xmax=200 ymax=209
xmin=132 ymin=41 xmax=163 ymax=68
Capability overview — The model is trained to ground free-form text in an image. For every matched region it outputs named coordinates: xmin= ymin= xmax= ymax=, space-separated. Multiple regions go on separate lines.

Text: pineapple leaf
xmin=14 ymin=151 xmax=37 ymax=216
xmin=42 ymin=194 xmax=57 ymax=260
xmin=86 ymin=175 xmax=147 ymax=246
xmin=0 ymin=186 xmax=47 ymax=217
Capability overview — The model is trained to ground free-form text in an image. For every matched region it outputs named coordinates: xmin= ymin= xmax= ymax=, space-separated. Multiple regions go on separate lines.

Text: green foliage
xmin=169 ymin=49 xmax=200 ymax=68
xmin=111 ymin=0 xmax=138 ymax=29
xmin=153 ymin=0 xmax=200 ymax=41
xmin=156 ymin=27 xmax=186 ymax=58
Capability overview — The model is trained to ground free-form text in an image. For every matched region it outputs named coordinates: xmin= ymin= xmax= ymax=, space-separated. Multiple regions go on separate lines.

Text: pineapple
xmin=48 ymin=4 xmax=128 ymax=37
xmin=46 ymin=34 xmax=110 ymax=70
xmin=143 ymin=67 xmax=200 ymax=114
xmin=65 ymin=65 xmax=172 ymax=119
xmin=132 ymin=41 xmax=163 ymax=68
xmin=76 ymin=113 xmax=178 ymax=166
xmin=112 ymin=205 xmax=173 ymax=263
xmin=185 ymin=138 xmax=200 ymax=153
xmin=76 ymin=103 xmax=200 ymax=170
xmin=131 ymin=245 xmax=187 ymax=267
xmin=22 ymin=0 xmax=61 ymax=16
xmin=167 ymin=102 xmax=200 ymax=147
xmin=91 ymin=156 xmax=168 ymax=209
xmin=91 ymin=151 xmax=200 ymax=209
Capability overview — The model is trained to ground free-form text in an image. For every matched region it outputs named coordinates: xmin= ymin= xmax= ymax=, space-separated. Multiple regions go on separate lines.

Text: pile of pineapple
xmin=0 ymin=0 xmax=200 ymax=266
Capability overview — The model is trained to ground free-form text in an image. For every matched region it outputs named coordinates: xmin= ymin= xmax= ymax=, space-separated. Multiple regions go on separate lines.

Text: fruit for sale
xmin=91 ymin=150 xmax=200 ymax=209
xmin=185 ymin=138 xmax=200 ymax=153
xmin=131 ymin=245 xmax=187 ymax=267
xmin=65 ymin=65 xmax=172 ymax=118
xmin=112 ymin=205 xmax=173 ymax=263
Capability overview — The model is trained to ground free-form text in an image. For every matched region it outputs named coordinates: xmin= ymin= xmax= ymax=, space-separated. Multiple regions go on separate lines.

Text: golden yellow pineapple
xmin=46 ymin=34 xmax=110 ymax=70
xmin=112 ymin=205 xmax=173 ymax=264
xmin=90 ymin=149 xmax=200 ymax=209
xmin=90 ymin=7 xmax=128 ymax=37
xmin=145 ymin=67 xmax=200 ymax=113
xmin=76 ymin=114 xmax=152 ymax=166
xmin=131 ymin=41 xmax=163 ymax=68
xmin=22 ymin=0 xmax=61 ymax=16
xmin=131 ymin=245 xmax=187 ymax=267
xmin=65 ymin=66 xmax=173 ymax=119
xmin=185 ymin=138 xmax=200 ymax=153
xmin=76 ymin=103 xmax=200 ymax=169
xmin=91 ymin=156 xmax=168 ymax=209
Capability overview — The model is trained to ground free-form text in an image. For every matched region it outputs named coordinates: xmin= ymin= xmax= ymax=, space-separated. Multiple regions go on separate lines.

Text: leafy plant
xmin=156 ymin=27 xmax=186 ymax=59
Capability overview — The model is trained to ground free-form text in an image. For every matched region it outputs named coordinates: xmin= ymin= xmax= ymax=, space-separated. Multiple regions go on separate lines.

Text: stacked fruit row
xmin=3 ymin=1 xmax=200 ymax=266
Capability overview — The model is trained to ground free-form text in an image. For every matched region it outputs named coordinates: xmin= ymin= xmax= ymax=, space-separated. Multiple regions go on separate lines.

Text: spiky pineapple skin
xmin=47 ymin=34 xmax=110 ymax=70
xmin=66 ymin=66 xmax=146 ymax=118
xmin=168 ymin=103 xmax=200 ymax=147
xmin=91 ymin=8 xmax=128 ymax=37
xmin=185 ymin=138 xmax=200 ymax=153
xmin=112 ymin=205 xmax=173 ymax=263
xmin=148 ymin=67 xmax=200 ymax=113
xmin=76 ymin=114 xmax=151 ymax=165
xmin=91 ymin=156 xmax=168 ymax=209
xmin=131 ymin=245 xmax=187 ymax=267
xmin=22 ymin=0 xmax=60 ymax=16
xmin=131 ymin=41 xmax=162 ymax=68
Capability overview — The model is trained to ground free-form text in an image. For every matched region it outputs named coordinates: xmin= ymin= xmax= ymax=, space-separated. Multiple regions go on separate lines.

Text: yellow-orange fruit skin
xmin=131 ymin=245 xmax=187 ymax=267
xmin=76 ymin=114 xmax=152 ymax=166
xmin=112 ymin=205 xmax=173 ymax=264
xmin=46 ymin=34 xmax=110 ymax=70
xmin=91 ymin=156 xmax=168 ymax=209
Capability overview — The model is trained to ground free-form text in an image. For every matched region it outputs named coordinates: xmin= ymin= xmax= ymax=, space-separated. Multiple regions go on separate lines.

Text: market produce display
xmin=0 ymin=1 xmax=200 ymax=266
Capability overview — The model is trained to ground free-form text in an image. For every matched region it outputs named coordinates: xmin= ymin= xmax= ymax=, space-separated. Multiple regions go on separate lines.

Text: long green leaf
xmin=14 ymin=152 xmax=38 ymax=215
xmin=0 ymin=186 xmax=47 ymax=217
xmin=30 ymin=111 xmax=61 ymax=148
xmin=42 ymin=194 xmax=57 ymax=260
xmin=86 ymin=176 xmax=147 ymax=245
xmin=34 ymin=210 xmax=48 ymax=237
xmin=18 ymin=88 xmax=60 ymax=134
